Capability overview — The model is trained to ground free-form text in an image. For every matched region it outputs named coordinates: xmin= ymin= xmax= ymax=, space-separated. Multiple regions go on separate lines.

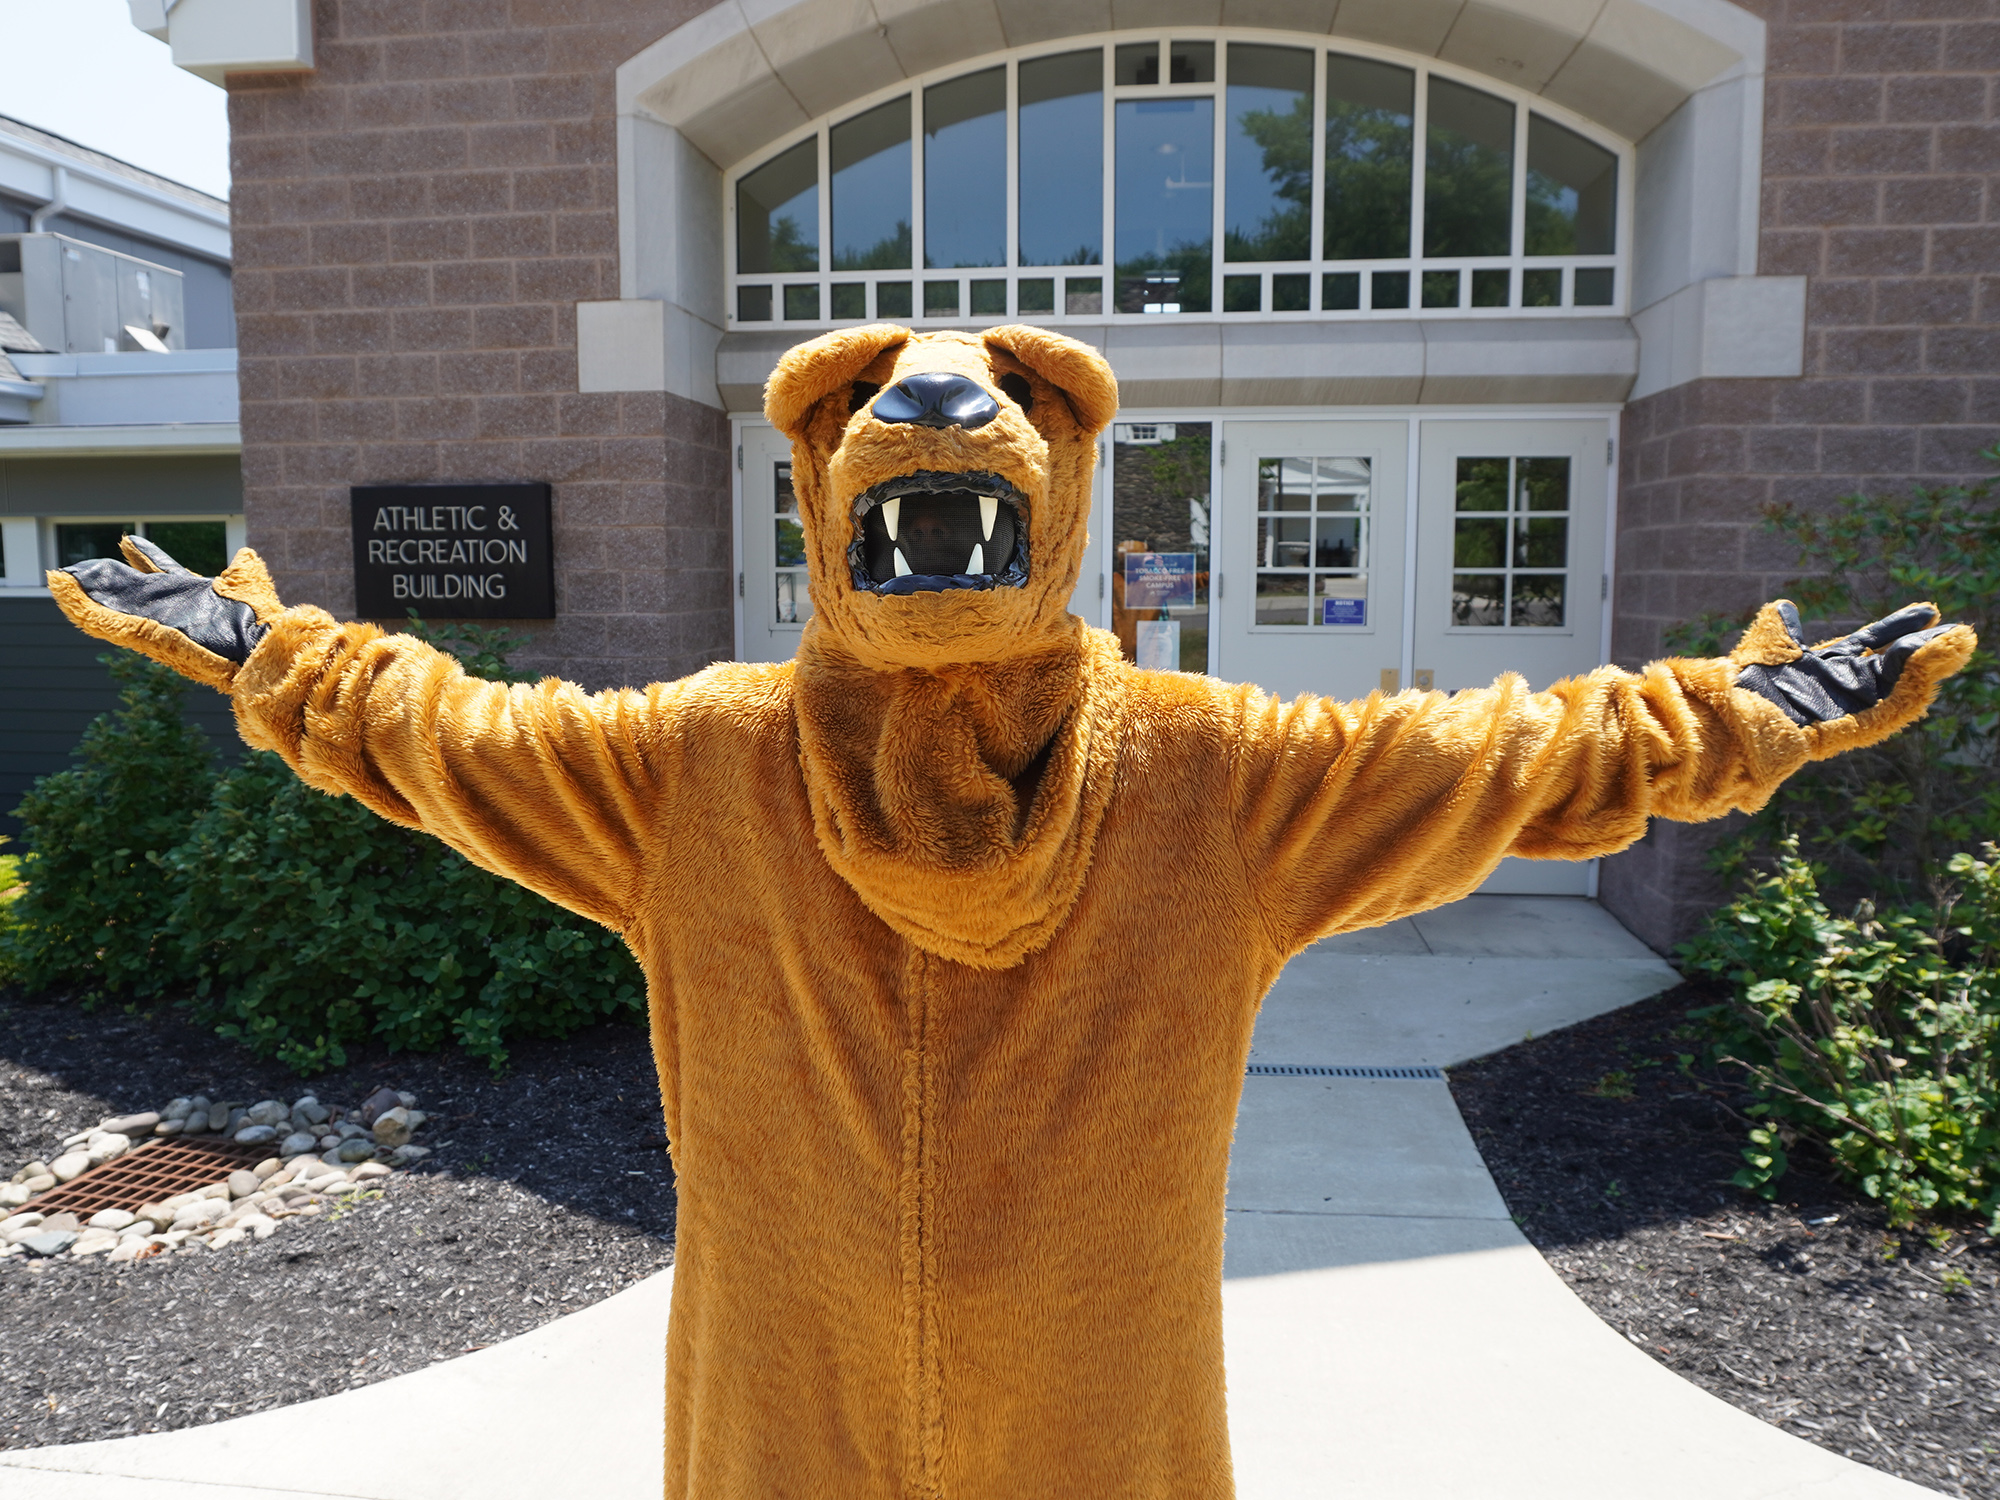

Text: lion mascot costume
xmin=49 ymin=324 xmax=1973 ymax=1499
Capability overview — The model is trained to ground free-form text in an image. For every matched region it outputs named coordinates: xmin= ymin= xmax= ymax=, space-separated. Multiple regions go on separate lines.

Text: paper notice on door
xmin=1124 ymin=552 xmax=1197 ymax=609
xmin=1135 ymin=619 xmax=1181 ymax=670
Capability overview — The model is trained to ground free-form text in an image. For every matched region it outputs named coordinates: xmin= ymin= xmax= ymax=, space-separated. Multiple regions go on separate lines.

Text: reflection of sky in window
xmin=831 ymin=98 xmax=911 ymax=270
xmin=1225 ymin=46 xmax=1312 ymax=261
xmin=1115 ymin=98 xmax=1213 ymax=265
xmin=926 ymin=69 xmax=1005 ymax=268
xmin=735 ymin=139 xmax=817 ymax=274
xmin=1018 ymin=52 xmax=1102 ymax=266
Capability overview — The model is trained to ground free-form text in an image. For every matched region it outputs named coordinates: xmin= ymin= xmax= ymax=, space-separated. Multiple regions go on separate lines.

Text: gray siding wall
xmin=0 ymin=597 xmax=238 ymax=844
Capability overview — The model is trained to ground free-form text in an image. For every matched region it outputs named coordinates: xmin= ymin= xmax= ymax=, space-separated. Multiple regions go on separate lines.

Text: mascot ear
xmin=982 ymin=325 xmax=1119 ymax=438
xmin=765 ymin=323 xmax=911 ymax=443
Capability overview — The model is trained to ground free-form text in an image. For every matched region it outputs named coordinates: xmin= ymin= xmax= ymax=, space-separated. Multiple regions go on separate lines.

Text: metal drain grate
xmin=25 ymin=1138 xmax=273 ymax=1218
xmin=1245 ymin=1063 xmax=1445 ymax=1080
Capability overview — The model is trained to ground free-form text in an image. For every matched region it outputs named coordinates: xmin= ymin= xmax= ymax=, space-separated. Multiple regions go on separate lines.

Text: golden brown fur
xmin=47 ymin=325 xmax=1974 ymax=1499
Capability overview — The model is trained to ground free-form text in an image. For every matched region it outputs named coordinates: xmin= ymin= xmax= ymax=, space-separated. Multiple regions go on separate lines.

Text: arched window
xmin=727 ymin=33 xmax=1629 ymax=330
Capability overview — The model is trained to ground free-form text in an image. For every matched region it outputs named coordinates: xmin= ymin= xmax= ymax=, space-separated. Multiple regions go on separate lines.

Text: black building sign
xmin=351 ymin=483 xmax=554 ymax=619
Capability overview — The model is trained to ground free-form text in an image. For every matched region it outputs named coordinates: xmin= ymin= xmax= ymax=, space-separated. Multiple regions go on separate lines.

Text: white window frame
xmin=0 ymin=513 xmax=246 ymax=594
xmin=722 ymin=29 xmax=1635 ymax=334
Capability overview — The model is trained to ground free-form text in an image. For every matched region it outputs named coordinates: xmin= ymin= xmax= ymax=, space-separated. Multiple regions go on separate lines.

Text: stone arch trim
xmin=617 ymin=0 xmax=1763 ymax=169
xmin=595 ymin=0 xmax=1783 ymax=410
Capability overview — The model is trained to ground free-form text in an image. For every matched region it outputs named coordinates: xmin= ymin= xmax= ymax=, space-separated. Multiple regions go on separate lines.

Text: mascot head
xmin=764 ymin=325 xmax=1119 ymax=672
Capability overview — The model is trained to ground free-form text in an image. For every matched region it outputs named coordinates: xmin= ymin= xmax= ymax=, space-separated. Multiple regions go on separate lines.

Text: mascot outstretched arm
xmin=50 ymin=324 xmax=1972 ymax=1500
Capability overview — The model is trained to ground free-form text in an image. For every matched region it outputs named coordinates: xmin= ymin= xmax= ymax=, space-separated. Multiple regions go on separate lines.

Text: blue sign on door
xmin=1124 ymin=552 xmax=1197 ymax=609
xmin=1322 ymin=596 xmax=1366 ymax=626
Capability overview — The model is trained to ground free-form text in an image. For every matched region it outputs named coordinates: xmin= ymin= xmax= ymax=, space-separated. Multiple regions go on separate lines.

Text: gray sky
xmin=0 ymin=0 xmax=231 ymax=199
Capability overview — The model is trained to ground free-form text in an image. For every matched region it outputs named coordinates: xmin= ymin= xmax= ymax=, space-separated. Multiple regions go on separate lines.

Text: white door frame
xmin=735 ymin=404 xmax=1622 ymax=672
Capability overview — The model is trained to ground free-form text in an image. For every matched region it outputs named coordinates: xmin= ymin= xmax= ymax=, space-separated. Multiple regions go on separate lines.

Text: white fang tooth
xmin=979 ymin=494 xmax=997 ymax=541
xmin=881 ymin=497 xmax=901 ymax=541
xmin=967 ymin=543 xmax=985 ymax=575
xmin=893 ymin=548 xmax=913 ymax=577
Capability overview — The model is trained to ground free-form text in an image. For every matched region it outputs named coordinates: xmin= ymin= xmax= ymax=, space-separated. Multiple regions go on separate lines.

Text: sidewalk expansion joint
xmin=1224 ymin=1207 xmax=1516 ymax=1222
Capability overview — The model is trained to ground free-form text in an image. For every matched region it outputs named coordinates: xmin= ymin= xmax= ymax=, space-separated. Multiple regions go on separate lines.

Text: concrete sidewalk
xmin=1223 ymin=899 xmax=1927 ymax=1498
xmin=0 ymin=896 xmax=1936 ymax=1499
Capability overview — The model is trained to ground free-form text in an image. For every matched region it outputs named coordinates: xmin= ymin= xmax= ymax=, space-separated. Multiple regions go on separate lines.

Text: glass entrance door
xmin=1411 ymin=419 xmax=1608 ymax=693
xmin=1413 ymin=416 xmax=1610 ymax=894
xmin=1110 ymin=421 xmax=1215 ymax=673
xmin=1214 ymin=419 xmax=1409 ymax=701
xmin=739 ymin=422 xmax=812 ymax=664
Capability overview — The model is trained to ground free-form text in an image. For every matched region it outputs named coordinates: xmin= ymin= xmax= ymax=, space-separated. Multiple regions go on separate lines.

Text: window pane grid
xmin=1449 ymin=455 xmax=1570 ymax=630
xmin=727 ymin=40 xmax=1626 ymax=329
xmin=1253 ymin=456 xmax=1371 ymax=628
xmin=773 ymin=460 xmax=813 ymax=627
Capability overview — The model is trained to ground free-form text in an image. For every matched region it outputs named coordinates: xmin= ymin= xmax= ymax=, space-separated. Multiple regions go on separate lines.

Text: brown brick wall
xmin=225 ymin=0 xmax=731 ymax=689
xmin=1613 ymin=0 xmax=2000 ymax=670
xmin=1601 ymin=0 xmax=2000 ymax=948
xmin=221 ymin=0 xmax=1993 ymax=942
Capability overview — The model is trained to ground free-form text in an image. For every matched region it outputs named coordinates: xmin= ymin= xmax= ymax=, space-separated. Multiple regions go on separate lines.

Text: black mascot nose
xmin=870 ymin=372 xmax=1000 ymax=430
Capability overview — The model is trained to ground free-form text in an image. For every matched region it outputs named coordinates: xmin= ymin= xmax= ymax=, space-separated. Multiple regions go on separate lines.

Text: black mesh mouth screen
xmin=847 ymin=470 xmax=1030 ymax=596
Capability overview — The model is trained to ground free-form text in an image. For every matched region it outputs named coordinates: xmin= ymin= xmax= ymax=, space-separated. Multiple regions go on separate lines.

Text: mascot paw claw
xmin=1729 ymin=597 xmax=1975 ymax=755
xmin=47 ymin=537 xmax=287 ymax=691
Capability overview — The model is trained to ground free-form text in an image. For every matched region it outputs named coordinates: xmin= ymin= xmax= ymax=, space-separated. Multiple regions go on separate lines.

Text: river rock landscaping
xmin=1452 ymin=982 xmax=2000 ymax=1500
xmin=2 ymin=1087 xmax=434 ymax=1262
xmin=0 ymin=990 xmax=674 ymax=1449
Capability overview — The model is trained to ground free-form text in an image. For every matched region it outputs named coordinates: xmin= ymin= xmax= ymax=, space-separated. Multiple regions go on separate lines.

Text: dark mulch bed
xmin=1452 ymin=983 xmax=2000 ymax=1500
xmin=11 ymin=979 xmax=1999 ymax=1491
xmin=0 ymin=991 xmax=675 ymax=1450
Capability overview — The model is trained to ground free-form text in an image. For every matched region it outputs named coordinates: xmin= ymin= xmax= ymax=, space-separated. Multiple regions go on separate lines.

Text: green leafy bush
xmin=1681 ymin=840 xmax=2000 ymax=1230
xmin=0 ymin=653 xmax=213 ymax=994
xmin=1687 ymin=453 xmax=2000 ymax=907
xmin=1672 ymin=453 xmax=2000 ymax=1225
xmin=3 ymin=630 xmax=644 ymax=1072
xmin=159 ymin=751 xmax=644 ymax=1073
xmin=399 ymin=611 xmax=538 ymax=685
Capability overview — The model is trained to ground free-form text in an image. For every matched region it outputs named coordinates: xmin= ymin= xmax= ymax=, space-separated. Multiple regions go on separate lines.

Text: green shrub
xmin=399 ymin=611 xmax=538 ymax=685
xmin=1670 ymin=454 xmax=2000 ymax=1224
xmin=1695 ymin=453 xmax=2000 ymax=907
xmin=159 ymin=751 xmax=645 ymax=1073
xmin=0 ymin=837 xmax=25 ymax=954
xmin=0 ymin=653 xmax=212 ymax=995
xmin=3 ymin=626 xmax=644 ymax=1072
xmin=1681 ymin=840 xmax=2000 ymax=1230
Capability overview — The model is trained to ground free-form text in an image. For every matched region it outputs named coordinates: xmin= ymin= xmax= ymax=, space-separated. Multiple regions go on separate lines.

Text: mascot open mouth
xmin=847 ymin=470 xmax=1031 ymax=596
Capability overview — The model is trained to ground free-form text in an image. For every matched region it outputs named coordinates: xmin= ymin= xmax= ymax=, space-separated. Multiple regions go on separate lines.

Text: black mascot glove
xmin=61 ymin=536 xmax=269 ymax=664
xmin=1733 ymin=601 xmax=1952 ymax=727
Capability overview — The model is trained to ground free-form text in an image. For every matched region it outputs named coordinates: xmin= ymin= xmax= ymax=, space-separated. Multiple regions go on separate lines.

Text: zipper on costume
xmin=897 ymin=948 xmax=945 ymax=1498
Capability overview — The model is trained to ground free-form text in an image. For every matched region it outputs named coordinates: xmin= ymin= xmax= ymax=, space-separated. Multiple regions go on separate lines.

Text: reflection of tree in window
xmin=1450 ymin=456 xmax=1568 ymax=629
xmin=737 ymin=139 xmax=818 ymax=274
xmin=1425 ymin=78 xmax=1513 ymax=259
xmin=144 ymin=521 xmax=227 ymax=577
xmin=1524 ymin=116 xmax=1617 ymax=256
xmin=1115 ymin=98 xmax=1214 ymax=312
xmin=1225 ymin=45 xmax=1312 ymax=263
xmin=832 ymin=98 xmax=912 ymax=271
xmin=1322 ymin=56 xmax=1414 ymax=262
